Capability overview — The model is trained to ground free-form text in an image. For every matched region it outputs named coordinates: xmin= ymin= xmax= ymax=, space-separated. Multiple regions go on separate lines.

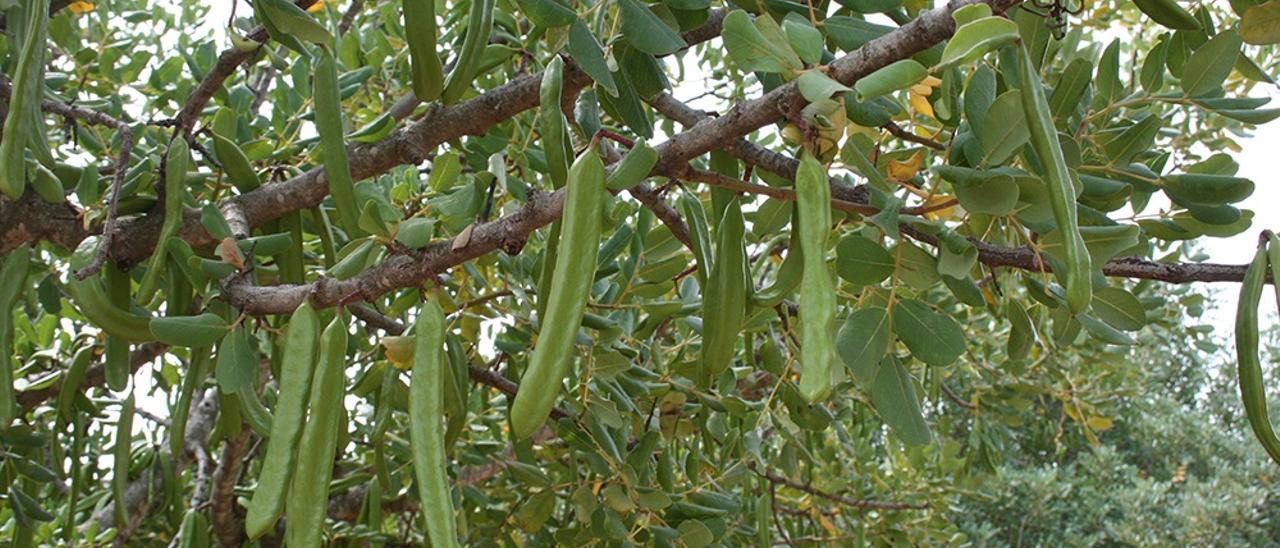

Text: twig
xmin=881 ymin=121 xmax=946 ymax=151
xmin=748 ymin=462 xmax=929 ymax=511
xmin=941 ymin=382 xmax=977 ymax=410
xmin=76 ymin=125 xmax=134 ymax=280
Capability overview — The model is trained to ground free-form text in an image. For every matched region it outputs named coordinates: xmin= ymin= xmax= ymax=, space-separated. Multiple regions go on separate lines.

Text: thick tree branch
xmin=211 ymin=430 xmax=252 ymax=548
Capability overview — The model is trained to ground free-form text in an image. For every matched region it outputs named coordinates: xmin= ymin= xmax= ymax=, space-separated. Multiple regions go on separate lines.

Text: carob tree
xmin=1 ymin=0 xmax=1279 ymax=544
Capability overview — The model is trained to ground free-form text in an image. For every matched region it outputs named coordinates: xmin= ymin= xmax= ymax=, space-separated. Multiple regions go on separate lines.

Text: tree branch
xmin=748 ymin=462 xmax=928 ymax=511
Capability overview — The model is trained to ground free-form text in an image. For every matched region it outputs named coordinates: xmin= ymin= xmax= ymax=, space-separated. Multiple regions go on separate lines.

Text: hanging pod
xmin=511 ymin=146 xmax=606 ymax=440
xmin=440 ymin=0 xmax=497 ymax=104
xmin=410 ymin=296 xmax=461 ymax=547
xmin=402 ymin=0 xmax=445 ymax=101
xmin=314 ymin=46 xmax=363 ymax=237
xmin=136 ymin=137 xmax=191 ymax=304
xmin=1017 ymin=43 xmax=1092 ymax=313
xmin=697 ymin=197 xmax=748 ymax=387
xmin=0 ymin=0 xmax=49 ymax=200
xmin=0 ymin=246 xmax=31 ymax=423
xmin=285 ymin=311 xmax=349 ymax=547
xmin=795 ymin=152 xmax=838 ymax=403
xmin=1234 ymin=232 xmax=1280 ymax=465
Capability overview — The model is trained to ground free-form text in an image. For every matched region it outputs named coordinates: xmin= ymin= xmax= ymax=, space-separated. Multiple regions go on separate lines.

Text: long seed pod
xmin=314 ymin=46 xmax=363 ymax=237
xmin=511 ymin=147 xmax=606 ymax=440
xmin=62 ymin=257 xmax=154 ymax=343
xmin=169 ymin=347 xmax=211 ymax=458
xmin=136 ymin=137 xmax=191 ymax=304
xmin=677 ymin=192 xmax=713 ymax=285
xmin=210 ymin=130 xmax=261 ymax=193
xmin=698 ymin=198 xmax=747 ymax=386
xmin=403 ymin=0 xmax=444 ymax=101
xmin=236 ymin=387 xmax=275 ymax=438
xmin=796 ymin=152 xmax=837 ymax=403
xmin=410 ymin=296 xmax=461 ymax=547
xmin=1235 ymin=234 xmax=1280 ymax=465
xmin=539 ymin=56 xmax=571 ymax=189
xmin=245 ymin=302 xmax=320 ymax=539
xmin=0 ymin=246 xmax=31 ymax=423
xmin=440 ymin=0 xmax=496 ymax=104
xmin=113 ymin=394 xmax=136 ymax=529
xmin=285 ymin=311 xmax=349 ymax=547
xmin=1017 ymin=43 xmax=1092 ymax=313
xmin=0 ymin=0 xmax=49 ymax=200
xmin=104 ymin=264 xmax=133 ymax=391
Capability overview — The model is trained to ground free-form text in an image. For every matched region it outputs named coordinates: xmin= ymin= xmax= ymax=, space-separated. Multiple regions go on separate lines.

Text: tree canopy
xmin=1 ymin=0 xmax=1279 ymax=544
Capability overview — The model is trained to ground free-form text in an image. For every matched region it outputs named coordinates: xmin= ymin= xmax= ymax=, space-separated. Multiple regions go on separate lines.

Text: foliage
xmin=0 ymin=0 xmax=1278 ymax=544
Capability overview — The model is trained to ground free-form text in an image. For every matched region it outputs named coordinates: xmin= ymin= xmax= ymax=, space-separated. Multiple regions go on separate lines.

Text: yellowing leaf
xmin=307 ymin=0 xmax=326 ymax=12
xmin=909 ymin=83 xmax=933 ymax=96
xmin=817 ymin=512 xmax=839 ymax=533
xmin=382 ymin=335 xmax=414 ymax=369
xmin=887 ymin=151 xmax=924 ymax=181
xmin=910 ymin=91 xmax=935 ymax=119
xmin=1086 ymin=416 xmax=1115 ymax=431
xmin=921 ymin=194 xmax=957 ymax=219
xmin=1242 ymin=0 xmax=1280 ymax=45
xmin=68 ymin=1 xmax=95 ymax=14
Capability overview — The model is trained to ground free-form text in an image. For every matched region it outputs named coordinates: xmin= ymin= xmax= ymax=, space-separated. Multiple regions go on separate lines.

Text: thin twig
xmin=881 ymin=121 xmax=946 ymax=151
xmin=748 ymin=461 xmax=929 ymax=511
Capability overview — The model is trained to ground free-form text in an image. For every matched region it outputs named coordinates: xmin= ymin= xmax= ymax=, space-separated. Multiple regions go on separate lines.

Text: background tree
xmin=0 ymin=0 xmax=1278 ymax=544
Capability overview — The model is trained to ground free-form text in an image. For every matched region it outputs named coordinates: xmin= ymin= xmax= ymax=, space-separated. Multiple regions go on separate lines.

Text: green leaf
xmin=1104 ymin=115 xmax=1163 ymax=166
xmin=836 ymin=234 xmax=894 ymax=286
xmin=150 ymin=313 xmax=229 ymax=348
xmin=870 ymin=356 xmax=932 ymax=445
xmin=257 ymin=0 xmax=331 ymax=44
xmin=606 ymin=140 xmax=659 ymax=190
xmin=781 ymin=13 xmax=823 ymax=66
xmin=853 ymin=59 xmax=927 ymax=101
xmin=893 ymin=299 xmax=965 ymax=366
xmin=980 ymin=90 xmax=1029 ymax=166
xmin=1242 ymin=0 xmax=1280 ymax=44
xmin=722 ymin=10 xmax=803 ymax=74
xmin=1162 ymin=173 xmax=1255 ymax=206
xmin=952 ymin=3 xmax=993 ymax=26
xmin=835 ymin=306 xmax=891 ymax=386
xmin=1095 ymin=40 xmax=1123 ymax=104
xmin=1078 ymin=313 xmax=1136 ymax=345
xmin=1091 ymin=287 xmax=1146 ymax=332
xmin=936 ymin=16 xmax=1020 ymax=70
xmin=201 ymin=204 xmax=233 ymax=240
xmin=1043 ymin=224 xmax=1140 ymax=266
xmin=216 ymin=326 xmax=258 ymax=394
xmin=1141 ymin=36 xmax=1170 ymax=92
xmin=824 ymin=16 xmax=892 ymax=51
xmin=1006 ymin=300 xmax=1035 ymax=360
xmin=965 ymin=64 xmax=997 ymax=128
xmin=568 ymin=20 xmax=616 ymax=96
xmin=619 ymin=0 xmax=687 ymax=55
xmin=795 ymin=70 xmax=850 ymax=103
xmin=937 ymin=165 xmax=1020 ymax=215
xmin=1208 ymin=107 xmax=1280 ymax=124
xmin=513 ymin=490 xmax=557 ymax=533
xmin=1181 ymin=30 xmax=1243 ymax=96
xmin=1133 ymin=0 xmax=1201 ymax=30
xmin=1049 ymin=58 xmax=1093 ymax=124
xmin=518 ymin=0 xmax=577 ymax=27
xmin=896 ymin=242 xmax=940 ymax=290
